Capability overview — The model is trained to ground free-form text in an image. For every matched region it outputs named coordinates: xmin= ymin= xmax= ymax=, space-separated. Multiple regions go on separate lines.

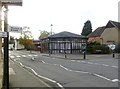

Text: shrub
xmin=87 ymin=42 xmax=110 ymax=54
xmin=114 ymin=44 xmax=120 ymax=53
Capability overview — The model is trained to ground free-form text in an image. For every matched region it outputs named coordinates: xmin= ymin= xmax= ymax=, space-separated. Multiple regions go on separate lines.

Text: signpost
xmin=0 ymin=0 xmax=22 ymax=89
xmin=9 ymin=26 xmax=22 ymax=33
xmin=108 ymin=44 xmax=116 ymax=58
xmin=0 ymin=32 xmax=7 ymax=37
xmin=0 ymin=0 xmax=22 ymax=6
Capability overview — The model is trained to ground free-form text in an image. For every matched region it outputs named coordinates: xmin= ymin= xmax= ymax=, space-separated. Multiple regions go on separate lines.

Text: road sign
xmin=108 ymin=44 xmax=116 ymax=50
xmin=0 ymin=0 xmax=22 ymax=6
xmin=0 ymin=32 xmax=7 ymax=37
xmin=9 ymin=26 xmax=22 ymax=33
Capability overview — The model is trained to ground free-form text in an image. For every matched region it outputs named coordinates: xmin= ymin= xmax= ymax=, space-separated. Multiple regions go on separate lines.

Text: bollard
xmin=83 ymin=51 xmax=86 ymax=59
xmin=113 ymin=53 xmax=115 ymax=58
xmin=65 ymin=51 xmax=67 ymax=58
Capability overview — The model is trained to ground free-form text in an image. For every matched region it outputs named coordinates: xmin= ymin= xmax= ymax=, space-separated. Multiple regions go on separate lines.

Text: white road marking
xmin=41 ymin=60 xmax=46 ymax=63
xmin=60 ymin=65 xmax=69 ymax=70
xmin=41 ymin=60 xmax=118 ymax=83
xmin=10 ymin=59 xmax=14 ymax=63
xmin=112 ymin=79 xmax=120 ymax=82
xmin=71 ymin=60 xmax=118 ymax=69
xmin=16 ymin=55 xmax=21 ymax=58
xmin=33 ymin=55 xmax=38 ymax=57
xmin=111 ymin=66 xmax=118 ymax=68
xmin=10 ymin=56 xmax=15 ymax=59
xmin=9 ymin=68 xmax=15 ymax=75
xmin=28 ymin=55 xmax=32 ymax=57
xmin=87 ymin=62 xmax=94 ymax=64
xmin=93 ymin=74 xmax=111 ymax=81
xmin=18 ymin=61 xmax=64 ymax=89
xmin=22 ymin=55 xmax=26 ymax=57
xmin=101 ymin=64 xmax=109 ymax=67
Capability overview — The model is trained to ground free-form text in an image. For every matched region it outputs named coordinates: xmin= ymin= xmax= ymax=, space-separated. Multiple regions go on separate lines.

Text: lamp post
xmin=39 ymin=30 xmax=41 ymax=53
xmin=50 ymin=24 xmax=53 ymax=54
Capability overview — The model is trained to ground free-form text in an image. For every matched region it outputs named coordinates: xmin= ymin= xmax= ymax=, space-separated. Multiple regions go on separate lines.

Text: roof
xmin=105 ymin=20 xmax=120 ymax=29
xmin=48 ymin=31 xmax=87 ymax=38
xmin=88 ymin=20 xmax=120 ymax=37
xmin=88 ymin=26 xmax=105 ymax=37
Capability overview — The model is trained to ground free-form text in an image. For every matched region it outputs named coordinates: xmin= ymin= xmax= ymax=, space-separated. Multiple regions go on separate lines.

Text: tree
xmin=39 ymin=30 xmax=56 ymax=39
xmin=39 ymin=30 xmax=50 ymax=39
xmin=81 ymin=20 xmax=92 ymax=36
xmin=18 ymin=36 xmax=32 ymax=49
xmin=21 ymin=26 xmax=33 ymax=39
xmin=18 ymin=26 xmax=33 ymax=49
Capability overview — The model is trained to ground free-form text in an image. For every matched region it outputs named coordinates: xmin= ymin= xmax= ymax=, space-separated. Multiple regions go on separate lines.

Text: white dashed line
xmin=41 ymin=60 xmax=118 ymax=82
xmin=10 ymin=56 xmax=15 ymax=59
xmin=71 ymin=60 xmax=118 ymax=69
xmin=33 ymin=55 xmax=38 ymax=57
xmin=16 ymin=55 xmax=21 ymax=58
xmin=112 ymin=79 xmax=120 ymax=82
xmin=111 ymin=66 xmax=118 ymax=68
xmin=28 ymin=55 xmax=32 ymax=57
xmin=22 ymin=55 xmax=26 ymax=57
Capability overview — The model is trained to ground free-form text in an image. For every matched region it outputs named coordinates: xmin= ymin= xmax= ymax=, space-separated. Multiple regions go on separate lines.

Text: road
xmin=9 ymin=50 xmax=119 ymax=88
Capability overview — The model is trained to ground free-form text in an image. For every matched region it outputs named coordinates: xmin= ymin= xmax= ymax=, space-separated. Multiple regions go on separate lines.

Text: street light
xmin=50 ymin=24 xmax=53 ymax=54
xmin=39 ymin=30 xmax=41 ymax=53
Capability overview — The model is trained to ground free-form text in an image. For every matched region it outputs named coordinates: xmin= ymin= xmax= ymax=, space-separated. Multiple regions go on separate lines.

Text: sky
xmin=8 ymin=0 xmax=119 ymax=40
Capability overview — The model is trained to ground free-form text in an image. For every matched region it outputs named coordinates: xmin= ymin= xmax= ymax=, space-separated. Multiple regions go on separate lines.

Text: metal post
xmin=3 ymin=5 xmax=9 ymax=89
xmin=50 ymin=24 xmax=53 ymax=54
xmin=65 ymin=50 xmax=67 ymax=58
xmin=112 ymin=50 xmax=115 ymax=58
xmin=83 ymin=51 xmax=86 ymax=59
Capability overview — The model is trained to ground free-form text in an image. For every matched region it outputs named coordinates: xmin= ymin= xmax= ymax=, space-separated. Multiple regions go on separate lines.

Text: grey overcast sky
xmin=8 ymin=0 xmax=119 ymax=39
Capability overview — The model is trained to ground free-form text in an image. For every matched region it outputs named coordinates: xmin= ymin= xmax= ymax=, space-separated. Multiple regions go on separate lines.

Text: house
xmin=88 ymin=26 xmax=105 ymax=44
xmin=88 ymin=20 xmax=120 ymax=45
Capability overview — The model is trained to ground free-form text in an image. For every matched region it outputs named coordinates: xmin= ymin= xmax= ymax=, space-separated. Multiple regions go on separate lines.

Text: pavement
xmin=22 ymin=50 xmax=119 ymax=60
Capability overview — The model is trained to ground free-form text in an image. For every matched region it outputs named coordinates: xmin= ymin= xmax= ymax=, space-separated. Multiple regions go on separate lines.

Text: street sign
xmin=108 ymin=44 xmax=116 ymax=50
xmin=0 ymin=31 xmax=7 ymax=37
xmin=9 ymin=26 xmax=22 ymax=33
xmin=0 ymin=0 xmax=22 ymax=6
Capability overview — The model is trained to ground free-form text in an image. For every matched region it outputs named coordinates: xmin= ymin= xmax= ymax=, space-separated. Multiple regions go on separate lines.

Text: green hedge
xmin=87 ymin=42 xmax=110 ymax=54
xmin=114 ymin=44 xmax=120 ymax=53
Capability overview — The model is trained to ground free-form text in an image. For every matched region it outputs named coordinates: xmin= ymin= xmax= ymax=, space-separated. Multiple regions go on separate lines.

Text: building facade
xmin=48 ymin=31 xmax=88 ymax=54
xmin=88 ymin=20 xmax=120 ymax=45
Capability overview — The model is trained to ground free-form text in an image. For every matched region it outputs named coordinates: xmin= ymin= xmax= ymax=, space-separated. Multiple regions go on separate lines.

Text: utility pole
xmin=2 ymin=5 xmax=9 ymax=89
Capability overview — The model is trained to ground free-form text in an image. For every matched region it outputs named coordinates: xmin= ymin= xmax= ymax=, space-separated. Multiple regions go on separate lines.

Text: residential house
xmin=88 ymin=20 xmax=120 ymax=45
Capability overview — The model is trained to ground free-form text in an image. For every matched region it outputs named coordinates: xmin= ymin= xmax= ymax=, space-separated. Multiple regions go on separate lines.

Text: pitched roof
xmin=88 ymin=26 xmax=105 ymax=37
xmin=88 ymin=20 xmax=120 ymax=37
xmin=48 ymin=31 xmax=86 ymax=38
xmin=106 ymin=20 xmax=120 ymax=29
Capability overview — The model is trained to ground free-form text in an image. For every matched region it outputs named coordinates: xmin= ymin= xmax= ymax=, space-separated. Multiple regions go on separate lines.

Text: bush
xmin=87 ymin=42 xmax=110 ymax=54
xmin=114 ymin=45 xmax=120 ymax=53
